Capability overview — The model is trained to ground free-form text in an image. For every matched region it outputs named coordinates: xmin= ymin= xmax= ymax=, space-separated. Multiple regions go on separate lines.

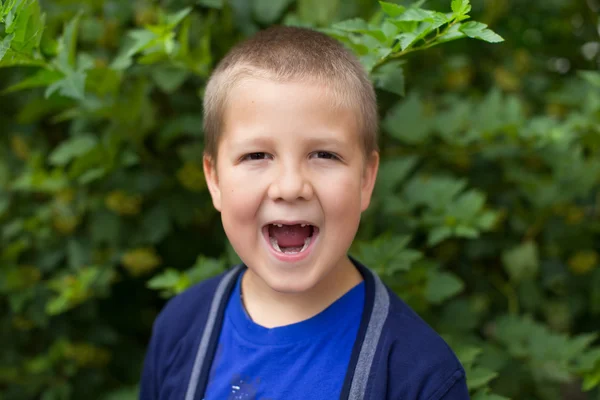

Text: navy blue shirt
xmin=204 ymin=273 xmax=365 ymax=399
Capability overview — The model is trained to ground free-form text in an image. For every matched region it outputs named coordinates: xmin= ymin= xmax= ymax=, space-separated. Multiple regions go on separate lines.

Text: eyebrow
xmin=230 ymin=136 xmax=349 ymax=150
xmin=229 ymin=137 xmax=274 ymax=152
xmin=303 ymin=136 xmax=348 ymax=148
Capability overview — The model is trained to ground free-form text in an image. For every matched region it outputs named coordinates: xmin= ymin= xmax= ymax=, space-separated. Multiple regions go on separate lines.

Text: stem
xmin=371 ymin=19 xmax=459 ymax=73
xmin=491 ymin=274 xmax=520 ymax=315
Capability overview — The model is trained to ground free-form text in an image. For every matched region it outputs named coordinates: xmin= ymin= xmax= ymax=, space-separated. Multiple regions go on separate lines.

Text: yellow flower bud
xmin=568 ymin=250 xmax=598 ymax=275
xmin=53 ymin=214 xmax=79 ymax=235
xmin=121 ymin=247 xmax=161 ymax=276
xmin=10 ymin=135 xmax=30 ymax=160
xmin=65 ymin=343 xmax=112 ymax=367
xmin=565 ymin=206 xmax=585 ymax=225
xmin=177 ymin=162 xmax=207 ymax=192
xmin=494 ymin=67 xmax=520 ymax=92
xmin=12 ymin=316 xmax=35 ymax=331
xmin=105 ymin=190 xmax=142 ymax=216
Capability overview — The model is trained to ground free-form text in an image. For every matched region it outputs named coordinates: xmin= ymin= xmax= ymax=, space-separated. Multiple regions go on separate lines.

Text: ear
xmin=360 ymin=150 xmax=379 ymax=212
xmin=203 ymin=154 xmax=222 ymax=212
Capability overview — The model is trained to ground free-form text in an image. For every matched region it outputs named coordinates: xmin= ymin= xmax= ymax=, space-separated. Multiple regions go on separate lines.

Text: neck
xmin=240 ymin=257 xmax=362 ymax=328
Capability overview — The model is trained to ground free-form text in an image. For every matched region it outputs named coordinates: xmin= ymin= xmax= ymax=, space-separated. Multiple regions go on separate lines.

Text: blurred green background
xmin=1 ymin=0 xmax=600 ymax=399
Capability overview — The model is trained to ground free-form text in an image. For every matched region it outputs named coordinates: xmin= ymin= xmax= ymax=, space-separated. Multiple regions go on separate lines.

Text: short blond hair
xmin=202 ymin=26 xmax=378 ymax=160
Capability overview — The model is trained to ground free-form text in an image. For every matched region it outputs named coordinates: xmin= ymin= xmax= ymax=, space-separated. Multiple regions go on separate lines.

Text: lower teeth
xmin=270 ymin=236 xmax=311 ymax=254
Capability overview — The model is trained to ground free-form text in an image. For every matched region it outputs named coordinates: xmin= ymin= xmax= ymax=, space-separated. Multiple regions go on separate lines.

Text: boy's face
xmin=204 ymin=77 xmax=378 ymax=296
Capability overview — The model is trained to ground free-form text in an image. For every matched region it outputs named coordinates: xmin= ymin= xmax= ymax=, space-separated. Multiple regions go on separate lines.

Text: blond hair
xmin=202 ymin=26 xmax=378 ymax=161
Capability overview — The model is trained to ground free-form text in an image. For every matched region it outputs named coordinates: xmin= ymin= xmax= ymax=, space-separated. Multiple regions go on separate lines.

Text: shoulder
xmin=383 ymin=287 xmax=460 ymax=367
xmin=151 ymin=268 xmax=238 ymax=348
xmin=380 ymin=287 xmax=466 ymax=399
xmin=382 ymin=288 xmax=465 ymax=400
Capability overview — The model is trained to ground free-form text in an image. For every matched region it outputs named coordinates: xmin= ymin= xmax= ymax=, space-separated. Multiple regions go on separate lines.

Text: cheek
xmin=219 ymin=174 xmax=265 ymax=224
xmin=315 ymin=170 xmax=363 ymax=216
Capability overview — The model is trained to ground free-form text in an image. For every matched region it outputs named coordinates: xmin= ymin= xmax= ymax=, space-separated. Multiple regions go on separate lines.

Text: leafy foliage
xmin=1 ymin=0 xmax=599 ymax=399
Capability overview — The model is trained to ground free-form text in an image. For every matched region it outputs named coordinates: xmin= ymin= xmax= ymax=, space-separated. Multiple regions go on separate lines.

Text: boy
xmin=140 ymin=26 xmax=469 ymax=400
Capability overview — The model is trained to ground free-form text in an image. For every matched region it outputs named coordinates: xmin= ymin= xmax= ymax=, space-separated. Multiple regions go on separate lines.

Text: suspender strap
xmin=184 ymin=262 xmax=389 ymax=400
xmin=185 ymin=266 xmax=242 ymax=400
xmin=347 ymin=271 xmax=390 ymax=400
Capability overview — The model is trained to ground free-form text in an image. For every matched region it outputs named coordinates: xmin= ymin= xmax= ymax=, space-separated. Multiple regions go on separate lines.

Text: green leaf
xmin=471 ymin=389 xmax=510 ymax=400
xmin=355 ymin=235 xmax=422 ymax=275
xmin=90 ymin=211 xmax=120 ymax=245
xmin=78 ymin=168 xmax=106 ymax=184
xmin=582 ymin=365 xmax=600 ymax=391
xmin=502 ymin=241 xmax=539 ymax=282
xmin=451 ymin=190 xmax=485 ymax=221
xmin=451 ymin=0 xmax=471 ymax=16
xmin=103 ymin=386 xmax=140 ymax=400
xmin=0 ymin=194 xmax=9 ymax=217
xmin=372 ymin=61 xmax=405 ymax=96
xmin=44 ymin=69 xmax=86 ymax=100
xmin=477 ymin=211 xmax=498 ymax=230
xmin=55 ymin=13 xmax=81 ymax=71
xmin=0 ymin=47 xmax=45 ymax=67
xmin=454 ymin=346 xmax=482 ymax=367
xmin=383 ymin=93 xmax=431 ymax=144
xmin=578 ymin=71 xmax=600 ymax=88
xmin=332 ymin=18 xmax=369 ymax=32
xmin=395 ymin=32 xmax=418 ymax=51
xmin=67 ymin=238 xmax=88 ymax=269
xmin=404 ymin=176 xmax=468 ymax=209
xmin=48 ymin=135 xmax=98 ymax=166
xmin=298 ymin=0 xmax=339 ymax=26
xmin=149 ymin=270 xmax=181 ymax=289
xmin=4 ymin=0 xmax=45 ymax=53
xmin=454 ymin=225 xmax=478 ymax=238
xmin=394 ymin=8 xmax=435 ymax=22
xmin=379 ymin=2 xmax=406 ymax=18
xmin=142 ymin=205 xmax=172 ymax=244
xmin=110 ymin=29 xmax=158 ymax=70
xmin=164 ymin=7 xmax=192 ymax=28
xmin=459 ymin=21 xmax=503 ymax=43
xmin=375 ymin=155 xmax=418 ymax=195
xmin=147 ymin=268 xmax=182 ymax=297
xmin=2 ymin=68 xmax=62 ymax=93
xmin=436 ymin=23 xmax=467 ymax=44
xmin=425 ymin=271 xmax=464 ymax=303
xmin=467 ymin=366 xmax=499 ymax=390
xmin=428 ymin=226 xmax=453 ymax=246
xmin=253 ymin=0 xmax=294 ymax=24
xmin=197 ymin=0 xmax=223 ymax=8
xmin=186 ymin=256 xmax=226 ymax=285
xmin=151 ymin=65 xmax=189 ymax=93
xmin=0 ymin=34 xmax=14 ymax=60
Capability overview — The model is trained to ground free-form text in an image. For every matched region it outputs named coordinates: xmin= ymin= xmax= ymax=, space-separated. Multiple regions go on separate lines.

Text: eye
xmin=241 ymin=152 xmax=271 ymax=161
xmin=311 ymin=151 xmax=340 ymax=161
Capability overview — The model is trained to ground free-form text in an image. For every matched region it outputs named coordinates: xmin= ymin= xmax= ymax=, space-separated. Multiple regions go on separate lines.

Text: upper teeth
xmin=272 ymin=223 xmax=309 ymax=227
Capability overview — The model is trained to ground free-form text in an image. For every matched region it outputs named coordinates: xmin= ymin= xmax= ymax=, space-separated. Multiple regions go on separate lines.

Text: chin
xmin=266 ymin=274 xmax=317 ymax=294
xmin=251 ymin=266 xmax=320 ymax=295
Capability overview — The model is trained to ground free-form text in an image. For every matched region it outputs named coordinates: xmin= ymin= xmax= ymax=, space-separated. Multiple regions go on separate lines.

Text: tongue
xmin=269 ymin=224 xmax=311 ymax=247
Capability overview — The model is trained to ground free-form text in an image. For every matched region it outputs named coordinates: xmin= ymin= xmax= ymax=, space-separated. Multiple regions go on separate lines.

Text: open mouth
xmin=263 ymin=223 xmax=319 ymax=255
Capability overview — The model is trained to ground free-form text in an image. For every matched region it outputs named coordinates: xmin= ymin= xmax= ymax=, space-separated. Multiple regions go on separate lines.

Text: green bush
xmin=1 ymin=0 xmax=600 ymax=399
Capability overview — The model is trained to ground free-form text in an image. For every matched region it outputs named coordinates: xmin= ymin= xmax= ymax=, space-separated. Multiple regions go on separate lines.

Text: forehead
xmin=220 ymin=77 xmax=361 ymax=147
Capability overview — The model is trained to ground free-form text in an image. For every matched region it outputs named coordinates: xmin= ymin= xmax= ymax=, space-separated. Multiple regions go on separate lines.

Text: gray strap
xmin=348 ymin=271 xmax=390 ymax=400
xmin=185 ymin=267 xmax=241 ymax=400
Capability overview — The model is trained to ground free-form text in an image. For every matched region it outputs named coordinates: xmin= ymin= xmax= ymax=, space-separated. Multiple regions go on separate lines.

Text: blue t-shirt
xmin=204 ymin=273 xmax=365 ymax=399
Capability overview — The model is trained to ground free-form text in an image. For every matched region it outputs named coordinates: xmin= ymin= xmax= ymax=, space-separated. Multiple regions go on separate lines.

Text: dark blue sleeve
xmin=139 ymin=325 xmax=159 ymax=400
xmin=139 ymin=309 xmax=169 ymax=400
xmin=439 ymin=376 xmax=470 ymax=400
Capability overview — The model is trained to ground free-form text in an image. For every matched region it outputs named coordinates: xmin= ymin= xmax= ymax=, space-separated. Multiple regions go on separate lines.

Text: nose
xmin=267 ymin=162 xmax=314 ymax=202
